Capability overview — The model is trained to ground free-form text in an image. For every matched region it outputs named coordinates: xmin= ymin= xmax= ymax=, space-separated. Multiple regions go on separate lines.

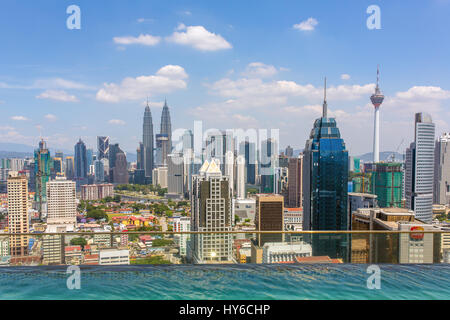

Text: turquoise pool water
xmin=0 ymin=264 xmax=449 ymax=300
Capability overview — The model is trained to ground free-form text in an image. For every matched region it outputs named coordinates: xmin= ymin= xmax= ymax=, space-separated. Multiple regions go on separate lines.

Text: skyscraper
xmin=285 ymin=145 xmax=294 ymax=157
xmin=167 ymin=153 xmax=184 ymax=195
xmin=236 ymin=155 xmax=246 ymax=199
xmin=7 ymin=173 xmax=29 ymax=256
xmin=97 ymin=136 xmax=110 ymax=160
xmin=160 ymin=99 xmax=172 ymax=165
xmin=260 ymin=138 xmax=278 ymax=193
xmin=303 ymin=78 xmax=349 ymax=231
xmin=287 ymin=155 xmax=303 ymax=208
xmin=190 ymin=159 xmax=233 ymax=263
xmin=370 ymin=66 xmax=385 ymax=163
xmin=34 ymin=139 xmax=51 ymax=217
xmin=405 ymin=113 xmax=435 ymax=223
xmin=240 ymin=141 xmax=256 ymax=185
xmin=143 ymin=101 xmax=154 ymax=179
xmin=112 ymin=151 xmax=129 ymax=184
xmin=434 ymin=133 xmax=450 ymax=205
xmin=65 ymin=156 xmax=74 ymax=180
xmin=94 ymin=159 xmax=105 ymax=183
xmin=74 ymin=139 xmax=88 ymax=188
xmin=255 ymin=194 xmax=284 ymax=245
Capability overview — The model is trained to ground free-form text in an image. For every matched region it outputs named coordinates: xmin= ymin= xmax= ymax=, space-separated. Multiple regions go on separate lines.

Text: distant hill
xmin=0 ymin=142 xmax=73 ymax=157
xmin=357 ymin=151 xmax=405 ymax=162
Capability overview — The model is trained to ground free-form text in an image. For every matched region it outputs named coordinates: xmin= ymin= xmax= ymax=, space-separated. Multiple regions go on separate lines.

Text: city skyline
xmin=0 ymin=1 xmax=450 ymax=156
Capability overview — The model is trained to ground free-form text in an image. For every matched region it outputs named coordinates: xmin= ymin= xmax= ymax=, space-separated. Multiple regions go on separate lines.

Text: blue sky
xmin=1 ymin=0 xmax=450 ymax=156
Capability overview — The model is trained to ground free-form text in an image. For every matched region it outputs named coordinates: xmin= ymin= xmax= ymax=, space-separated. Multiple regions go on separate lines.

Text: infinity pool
xmin=1 ymin=264 xmax=449 ymax=300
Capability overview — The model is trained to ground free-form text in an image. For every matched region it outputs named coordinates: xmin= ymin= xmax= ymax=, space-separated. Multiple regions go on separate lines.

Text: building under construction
xmin=371 ymin=162 xmax=403 ymax=208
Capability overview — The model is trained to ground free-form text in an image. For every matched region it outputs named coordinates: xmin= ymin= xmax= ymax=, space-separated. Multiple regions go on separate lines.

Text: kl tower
xmin=370 ymin=66 xmax=384 ymax=163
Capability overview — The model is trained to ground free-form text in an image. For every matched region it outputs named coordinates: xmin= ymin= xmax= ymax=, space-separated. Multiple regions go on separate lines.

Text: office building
xmin=190 ymin=159 xmax=233 ymax=263
xmin=434 ymin=133 xmax=450 ymax=205
xmin=205 ymin=130 xmax=234 ymax=174
xmin=236 ymin=155 xmax=246 ymax=199
xmin=7 ymin=173 xmax=29 ymax=256
xmin=284 ymin=207 xmax=303 ymax=231
xmin=74 ymin=139 xmax=88 ymax=188
xmin=225 ymin=151 xmax=234 ymax=196
xmin=260 ymin=138 xmax=278 ymax=193
xmin=152 ymin=166 xmax=168 ymax=188
xmin=285 ymin=145 xmax=294 ymax=157
xmin=240 ymin=141 xmax=256 ymax=185
xmin=255 ymin=194 xmax=284 ymax=245
xmin=65 ymin=156 xmax=74 ymax=180
xmin=302 ymin=79 xmax=349 ymax=259
xmin=143 ymin=101 xmax=154 ymax=179
xmin=351 ymin=207 xmax=440 ymax=264
xmin=34 ymin=139 xmax=51 ymax=216
xmin=167 ymin=153 xmax=184 ymax=195
xmin=287 ymin=155 xmax=303 ymax=208
xmin=97 ymin=136 xmax=110 ymax=160
xmin=112 ymin=151 xmax=129 ymax=184
xmin=94 ymin=159 xmax=105 ymax=183
xmin=160 ymin=100 xmax=172 ymax=166
xmin=303 ymin=79 xmax=349 ymax=231
xmin=405 ymin=113 xmax=435 ymax=223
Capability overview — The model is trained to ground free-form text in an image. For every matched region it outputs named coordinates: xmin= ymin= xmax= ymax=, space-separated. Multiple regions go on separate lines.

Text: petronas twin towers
xmin=140 ymin=99 xmax=172 ymax=181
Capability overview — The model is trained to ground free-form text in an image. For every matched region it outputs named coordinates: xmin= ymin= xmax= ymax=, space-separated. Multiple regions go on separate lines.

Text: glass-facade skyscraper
xmin=143 ymin=102 xmax=154 ymax=179
xmin=302 ymin=80 xmax=349 ymax=259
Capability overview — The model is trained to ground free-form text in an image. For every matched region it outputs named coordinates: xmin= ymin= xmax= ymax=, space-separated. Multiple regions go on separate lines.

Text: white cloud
xmin=341 ymin=74 xmax=351 ymax=80
xmin=11 ymin=116 xmax=29 ymax=121
xmin=207 ymin=77 xmax=374 ymax=108
xmin=36 ymin=90 xmax=78 ymax=102
xmin=137 ymin=18 xmax=154 ymax=23
xmin=96 ymin=65 xmax=188 ymax=103
xmin=293 ymin=17 xmax=318 ymax=31
xmin=1 ymin=78 xmax=93 ymax=90
xmin=109 ymin=119 xmax=126 ymax=125
xmin=242 ymin=62 xmax=278 ymax=78
xmin=166 ymin=25 xmax=232 ymax=51
xmin=44 ymin=114 xmax=57 ymax=121
xmin=113 ymin=34 xmax=161 ymax=46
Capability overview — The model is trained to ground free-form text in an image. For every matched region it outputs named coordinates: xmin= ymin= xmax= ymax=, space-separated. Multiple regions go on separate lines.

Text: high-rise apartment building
xmin=434 ymin=133 xmax=450 ymax=205
xmin=7 ymin=173 xmax=29 ymax=256
xmin=46 ymin=177 xmax=77 ymax=226
xmin=190 ymin=159 xmax=233 ymax=263
xmin=405 ymin=113 xmax=435 ymax=223
xmin=287 ymin=155 xmax=303 ymax=208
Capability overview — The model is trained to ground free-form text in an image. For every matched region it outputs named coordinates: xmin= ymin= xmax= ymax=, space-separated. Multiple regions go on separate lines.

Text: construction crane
xmin=386 ymin=138 xmax=404 ymax=162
